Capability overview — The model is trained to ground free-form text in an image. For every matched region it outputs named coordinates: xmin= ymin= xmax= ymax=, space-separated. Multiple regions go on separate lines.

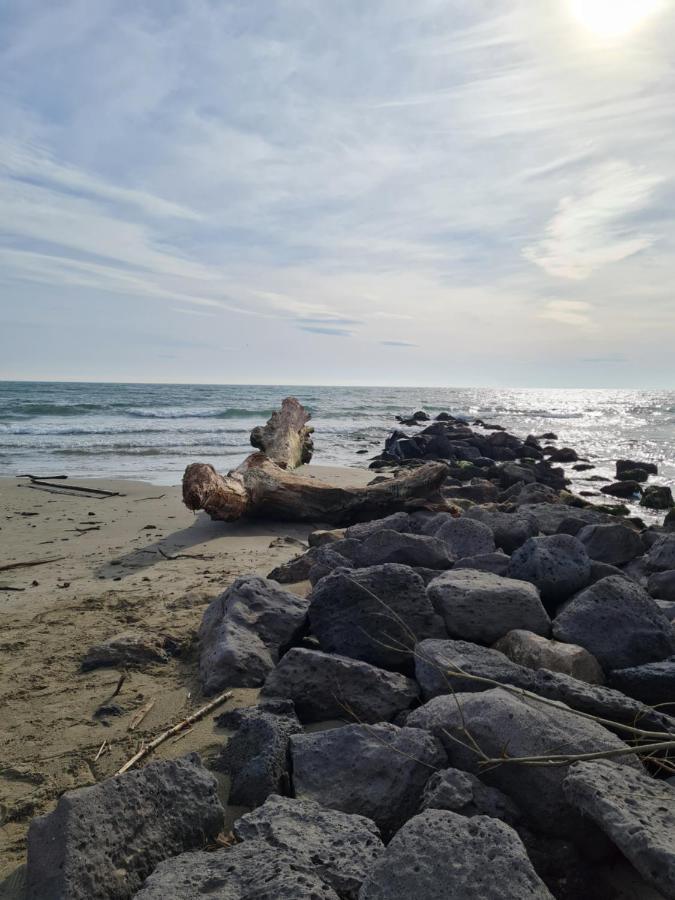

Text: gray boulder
xmin=608 ymin=659 xmax=675 ymax=707
xmin=26 ymin=753 xmax=223 ymax=900
xmin=577 ymin=523 xmax=642 ymax=566
xmin=233 ymin=794 xmax=384 ymax=899
xmin=564 ymin=761 xmax=675 ymax=899
xmin=453 ymin=551 xmax=510 ymax=576
xmin=435 ymin=517 xmax=496 ymax=558
xmin=646 ymin=535 xmax=675 ymax=572
xmin=427 ymin=569 xmax=550 ymax=644
xmin=508 ymin=534 xmax=592 ymax=607
xmin=261 ymin=647 xmax=418 ymax=723
xmin=198 ymin=576 xmax=307 ymax=694
xmin=359 ymin=809 xmax=554 ymax=899
xmin=345 ymin=512 xmax=412 ymax=540
xmin=407 ymin=688 xmax=638 ymax=838
xmin=641 ymin=484 xmax=674 ymax=510
xmin=308 ymin=565 xmax=445 ymax=668
xmin=308 ymin=548 xmax=356 ymax=585
xmin=134 ymin=840 xmax=340 ymax=899
xmin=617 ymin=459 xmax=658 ymax=477
xmin=648 ymin=569 xmax=675 ymax=601
xmin=290 ymin=723 xmax=446 ymax=836
xmin=214 ymin=704 xmax=302 ymax=807
xmin=493 ymin=629 xmax=605 ymax=684
xmin=465 ymin=507 xmax=539 ymax=552
xmin=421 ymin=767 xmax=521 ymax=825
xmin=354 ymin=530 xmax=453 ymax=569
xmin=552 ymin=575 xmax=675 ymax=669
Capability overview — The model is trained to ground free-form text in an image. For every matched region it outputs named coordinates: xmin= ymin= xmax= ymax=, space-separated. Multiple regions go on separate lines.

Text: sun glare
xmin=569 ymin=0 xmax=663 ymax=39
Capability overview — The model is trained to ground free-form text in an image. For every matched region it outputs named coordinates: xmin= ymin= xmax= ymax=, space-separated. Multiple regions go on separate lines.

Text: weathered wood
xmin=249 ymin=396 xmax=313 ymax=468
xmin=183 ymin=453 xmax=449 ymax=525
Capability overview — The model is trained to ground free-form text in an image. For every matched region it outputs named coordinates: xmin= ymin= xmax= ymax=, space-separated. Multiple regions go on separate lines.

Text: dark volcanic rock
xmin=420 ymin=767 xmax=521 ymax=825
xmin=308 ymin=548 xmax=355 ymax=585
xmin=564 ymin=761 xmax=675 ymax=899
xmin=616 ymin=459 xmax=658 ymax=478
xmin=233 ymin=794 xmax=384 ymax=899
xmin=354 ymin=529 xmax=453 ymax=569
xmin=198 ymin=575 xmax=307 ymax=694
xmin=407 ymin=688 xmax=637 ymax=839
xmin=600 ymin=480 xmax=643 ymax=499
xmin=546 ymin=447 xmax=578 ymax=463
xmin=359 ymin=809 xmax=554 ymax=899
xmin=648 ymin=569 xmax=675 ymax=601
xmin=608 ymin=660 xmax=675 ymax=707
xmin=464 ymin=507 xmax=539 ymax=552
xmin=214 ymin=704 xmax=302 ymax=807
xmin=26 ymin=753 xmax=224 ymax=900
xmin=434 ymin=516 xmax=496 ymax=558
xmin=427 ymin=569 xmax=550 ymax=644
xmin=641 ymin=484 xmax=674 ymax=510
xmin=134 ymin=840 xmax=340 ymax=899
xmin=507 ymin=534 xmax=592 ymax=607
xmin=308 ymin=565 xmax=445 ymax=668
xmin=453 ymin=550 xmax=511 ymax=576
xmin=646 ymin=534 xmax=675 ymax=571
xmin=552 ymin=575 xmax=675 ymax=669
xmin=345 ymin=512 xmax=412 ymax=541
xmin=577 ymin=523 xmax=642 ymax=566
xmin=261 ymin=647 xmax=419 ymax=723
xmin=290 ymin=723 xmax=445 ymax=836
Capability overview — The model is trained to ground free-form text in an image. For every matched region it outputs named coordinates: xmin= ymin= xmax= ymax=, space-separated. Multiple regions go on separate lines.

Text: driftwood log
xmin=183 ymin=453 xmax=449 ymax=524
xmin=182 ymin=397 xmax=449 ymax=524
xmin=249 ymin=397 xmax=313 ymax=469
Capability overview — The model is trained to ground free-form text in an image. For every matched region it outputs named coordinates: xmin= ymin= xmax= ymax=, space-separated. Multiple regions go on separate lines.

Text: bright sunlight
xmin=569 ymin=0 xmax=663 ymax=39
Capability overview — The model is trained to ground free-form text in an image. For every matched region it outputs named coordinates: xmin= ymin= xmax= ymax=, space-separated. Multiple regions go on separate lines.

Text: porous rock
xmin=453 ymin=550 xmax=510 ymax=576
xmin=359 ymin=809 xmax=554 ymax=899
xmin=345 ymin=512 xmax=412 ymax=540
xmin=134 ymin=840 xmax=340 ymax=899
xmin=608 ymin=659 xmax=675 ymax=707
xmin=233 ymin=794 xmax=384 ymax=899
xmin=648 ymin=569 xmax=675 ymax=602
xmin=290 ymin=723 xmax=446 ymax=836
xmin=26 ymin=753 xmax=223 ymax=900
xmin=427 ymin=569 xmax=550 ymax=644
xmin=646 ymin=535 xmax=675 ymax=572
xmin=641 ymin=484 xmax=674 ymax=510
xmin=507 ymin=534 xmax=592 ymax=607
xmin=407 ymin=687 xmax=638 ymax=838
xmin=564 ymin=761 xmax=675 ymax=899
xmin=577 ymin=523 xmax=643 ymax=566
xmin=198 ymin=575 xmax=307 ymax=694
xmin=493 ymin=629 xmax=605 ymax=684
xmin=434 ymin=516 xmax=496 ymax=558
xmin=552 ymin=575 xmax=675 ymax=669
xmin=464 ymin=507 xmax=539 ymax=552
xmin=261 ymin=647 xmax=419 ymax=723
xmin=354 ymin=529 xmax=453 ymax=569
xmin=214 ymin=703 xmax=302 ymax=807
xmin=308 ymin=565 xmax=445 ymax=668
xmin=420 ymin=767 xmax=521 ymax=825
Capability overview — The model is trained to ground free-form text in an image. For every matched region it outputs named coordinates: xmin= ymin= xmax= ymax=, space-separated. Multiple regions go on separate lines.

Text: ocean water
xmin=1 ymin=382 xmax=674 ymax=509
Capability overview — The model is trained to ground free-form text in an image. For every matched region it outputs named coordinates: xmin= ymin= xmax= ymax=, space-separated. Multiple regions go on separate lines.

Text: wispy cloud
xmin=380 ymin=340 xmax=418 ymax=347
xmin=538 ymin=300 xmax=595 ymax=328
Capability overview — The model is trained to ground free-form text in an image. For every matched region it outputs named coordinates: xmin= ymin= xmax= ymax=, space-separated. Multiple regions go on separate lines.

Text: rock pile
xmin=23 ymin=412 xmax=675 ymax=899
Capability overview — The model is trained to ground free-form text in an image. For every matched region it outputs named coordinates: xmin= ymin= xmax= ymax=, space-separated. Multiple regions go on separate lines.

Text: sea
xmin=1 ymin=382 xmax=674 ymax=516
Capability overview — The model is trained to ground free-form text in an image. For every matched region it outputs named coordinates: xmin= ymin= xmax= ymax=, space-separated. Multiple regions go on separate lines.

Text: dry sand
xmin=0 ymin=464 xmax=372 ymax=883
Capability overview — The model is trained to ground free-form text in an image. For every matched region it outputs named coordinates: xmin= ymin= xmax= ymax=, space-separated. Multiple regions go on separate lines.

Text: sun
xmin=569 ymin=0 xmax=663 ymax=39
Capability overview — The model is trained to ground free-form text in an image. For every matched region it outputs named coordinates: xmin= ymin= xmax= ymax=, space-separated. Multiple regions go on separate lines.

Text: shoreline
xmin=0 ymin=465 xmax=372 ymax=880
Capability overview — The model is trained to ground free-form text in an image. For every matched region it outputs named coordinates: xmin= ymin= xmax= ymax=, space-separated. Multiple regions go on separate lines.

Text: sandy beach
xmin=0 ymin=465 xmax=372 ymax=882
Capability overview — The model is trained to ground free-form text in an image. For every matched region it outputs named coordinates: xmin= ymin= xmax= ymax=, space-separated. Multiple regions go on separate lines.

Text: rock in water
xmin=308 ymin=564 xmax=445 ymax=668
xmin=290 ymin=723 xmax=446 ymax=836
xmin=641 ymin=484 xmax=675 ymax=510
xmin=359 ymin=809 xmax=554 ymax=899
xmin=198 ymin=575 xmax=307 ymax=694
xmin=564 ymin=761 xmax=675 ymax=899
xmin=427 ymin=569 xmax=550 ymax=644
xmin=261 ymin=647 xmax=419 ymax=723
xmin=507 ymin=534 xmax=592 ymax=607
xmin=493 ymin=629 xmax=605 ymax=684
xmin=407 ymin=687 xmax=637 ymax=839
xmin=233 ymin=794 xmax=384 ymax=899
xmin=134 ymin=840 xmax=340 ymax=899
xmin=577 ymin=523 xmax=642 ymax=566
xmin=214 ymin=703 xmax=302 ymax=807
xmin=25 ymin=753 xmax=224 ymax=900
xmin=552 ymin=575 xmax=675 ymax=669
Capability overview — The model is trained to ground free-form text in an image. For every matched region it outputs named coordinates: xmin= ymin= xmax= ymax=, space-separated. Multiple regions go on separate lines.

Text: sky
xmin=1 ymin=0 xmax=674 ymax=388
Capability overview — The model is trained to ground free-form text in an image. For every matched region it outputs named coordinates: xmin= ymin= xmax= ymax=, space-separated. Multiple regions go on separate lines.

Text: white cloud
xmin=538 ymin=300 xmax=594 ymax=328
xmin=523 ymin=160 xmax=662 ymax=279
